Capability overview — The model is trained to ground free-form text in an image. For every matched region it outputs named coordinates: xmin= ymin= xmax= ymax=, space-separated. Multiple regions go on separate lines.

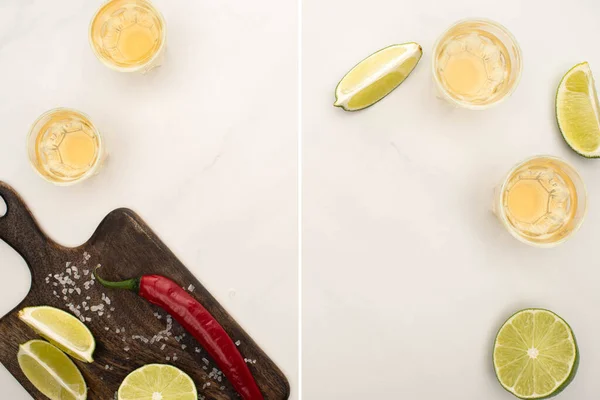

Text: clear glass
xmin=493 ymin=156 xmax=587 ymax=248
xmin=27 ymin=108 xmax=105 ymax=186
xmin=89 ymin=0 xmax=167 ymax=74
xmin=432 ymin=18 xmax=522 ymax=110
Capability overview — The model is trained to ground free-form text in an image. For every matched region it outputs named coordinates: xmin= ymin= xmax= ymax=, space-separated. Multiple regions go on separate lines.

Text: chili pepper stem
xmin=94 ymin=266 xmax=140 ymax=292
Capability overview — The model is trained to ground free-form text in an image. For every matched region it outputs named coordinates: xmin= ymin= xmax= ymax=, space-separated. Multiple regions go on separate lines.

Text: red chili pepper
xmin=95 ymin=269 xmax=263 ymax=400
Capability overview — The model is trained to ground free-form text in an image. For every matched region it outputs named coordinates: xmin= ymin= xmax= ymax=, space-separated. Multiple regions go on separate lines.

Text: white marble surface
xmin=0 ymin=0 xmax=297 ymax=398
xmin=303 ymin=0 xmax=600 ymax=399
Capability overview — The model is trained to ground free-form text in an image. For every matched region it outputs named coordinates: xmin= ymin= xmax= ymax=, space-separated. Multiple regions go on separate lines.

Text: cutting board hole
xmin=0 ymin=195 xmax=6 ymax=217
xmin=0 ymin=240 xmax=30 ymax=319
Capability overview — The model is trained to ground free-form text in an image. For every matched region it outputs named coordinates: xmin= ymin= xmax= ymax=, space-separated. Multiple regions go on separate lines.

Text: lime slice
xmin=556 ymin=62 xmax=600 ymax=157
xmin=118 ymin=364 xmax=198 ymax=400
xmin=18 ymin=306 xmax=95 ymax=363
xmin=334 ymin=43 xmax=422 ymax=111
xmin=493 ymin=309 xmax=579 ymax=399
xmin=18 ymin=340 xmax=87 ymax=400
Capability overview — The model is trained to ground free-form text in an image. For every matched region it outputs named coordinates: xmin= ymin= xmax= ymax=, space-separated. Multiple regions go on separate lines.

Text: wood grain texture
xmin=0 ymin=181 xmax=290 ymax=400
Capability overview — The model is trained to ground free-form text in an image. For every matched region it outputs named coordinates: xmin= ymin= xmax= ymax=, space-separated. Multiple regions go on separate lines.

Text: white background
xmin=303 ymin=0 xmax=600 ymax=399
xmin=0 ymin=0 xmax=298 ymax=398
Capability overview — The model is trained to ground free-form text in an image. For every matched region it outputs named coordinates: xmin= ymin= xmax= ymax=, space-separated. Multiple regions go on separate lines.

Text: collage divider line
xmin=297 ymin=0 xmax=303 ymax=396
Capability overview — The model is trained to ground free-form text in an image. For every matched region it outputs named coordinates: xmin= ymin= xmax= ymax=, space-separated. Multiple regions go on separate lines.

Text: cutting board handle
xmin=0 ymin=181 xmax=51 ymax=259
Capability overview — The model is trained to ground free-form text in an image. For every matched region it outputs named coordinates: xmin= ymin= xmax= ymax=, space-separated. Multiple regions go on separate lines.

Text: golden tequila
xmin=90 ymin=0 xmax=166 ymax=72
xmin=433 ymin=19 xmax=522 ymax=109
xmin=495 ymin=156 xmax=586 ymax=247
xmin=28 ymin=109 xmax=103 ymax=185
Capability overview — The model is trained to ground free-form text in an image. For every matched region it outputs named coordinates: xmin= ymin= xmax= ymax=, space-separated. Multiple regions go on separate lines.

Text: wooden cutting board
xmin=0 ymin=181 xmax=290 ymax=400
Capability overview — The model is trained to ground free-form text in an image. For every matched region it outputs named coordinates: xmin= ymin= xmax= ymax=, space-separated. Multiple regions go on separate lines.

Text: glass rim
xmin=27 ymin=107 xmax=104 ymax=187
xmin=431 ymin=17 xmax=523 ymax=110
xmin=495 ymin=155 xmax=588 ymax=248
xmin=88 ymin=0 xmax=167 ymax=73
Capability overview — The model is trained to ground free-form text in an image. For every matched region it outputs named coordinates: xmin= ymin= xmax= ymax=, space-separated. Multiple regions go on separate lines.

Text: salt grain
xmin=132 ymin=335 xmax=149 ymax=344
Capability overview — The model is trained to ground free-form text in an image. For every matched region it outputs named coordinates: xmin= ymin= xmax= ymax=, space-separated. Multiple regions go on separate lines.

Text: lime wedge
xmin=18 ymin=340 xmax=87 ymax=400
xmin=493 ymin=309 xmax=579 ymax=399
xmin=556 ymin=62 xmax=600 ymax=157
xmin=18 ymin=306 xmax=95 ymax=363
xmin=334 ymin=43 xmax=422 ymax=111
xmin=118 ymin=364 xmax=197 ymax=400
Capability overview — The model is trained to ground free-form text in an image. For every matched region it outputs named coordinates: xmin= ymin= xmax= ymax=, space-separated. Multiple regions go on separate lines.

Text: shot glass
xmin=27 ymin=108 xmax=105 ymax=186
xmin=89 ymin=0 xmax=167 ymax=74
xmin=493 ymin=156 xmax=587 ymax=248
xmin=432 ymin=18 xmax=522 ymax=109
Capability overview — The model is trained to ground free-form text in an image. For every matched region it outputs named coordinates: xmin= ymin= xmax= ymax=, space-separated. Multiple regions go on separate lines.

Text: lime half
xmin=19 ymin=306 xmax=95 ymax=363
xmin=18 ymin=340 xmax=87 ymax=400
xmin=334 ymin=43 xmax=422 ymax=111
xmin=118 ymin=364 xmax=198 ymax=400
xmin=493 ymin=309 xmax=579 ymax=399
xmin=556 ymin=62 xmax=600 ymax=157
